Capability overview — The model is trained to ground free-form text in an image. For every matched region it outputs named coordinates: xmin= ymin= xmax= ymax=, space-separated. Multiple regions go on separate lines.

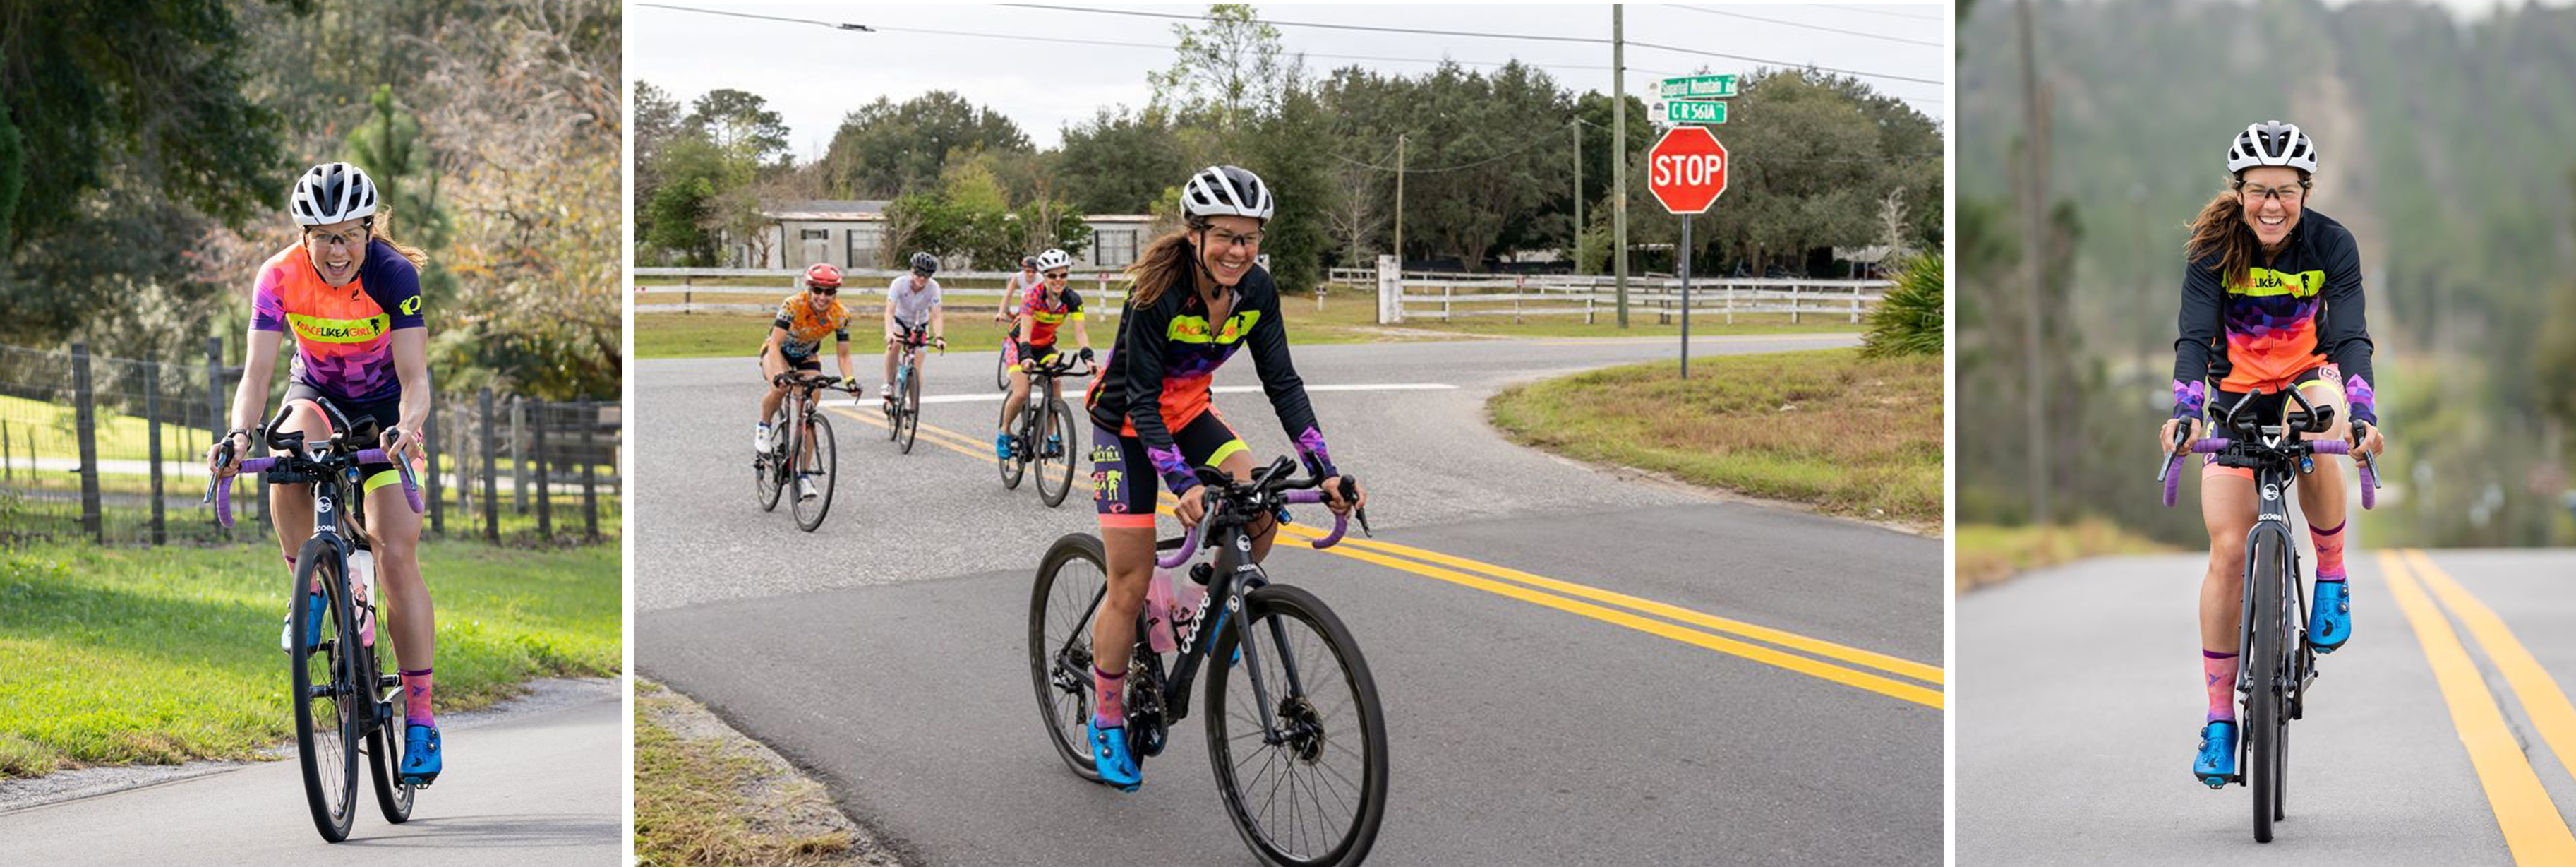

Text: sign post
xmin=1647 ymin=124 xmax=1729 ymax=378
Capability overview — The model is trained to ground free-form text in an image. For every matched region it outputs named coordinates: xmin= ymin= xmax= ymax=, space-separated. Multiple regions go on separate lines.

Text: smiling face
xmin=2237 ymin=166 xmax=2306 ymax=248
xmin=1195 ymin=215 xmax=1264 ymax=287
xmin=301 ymin=218 xmax=368 ymax=287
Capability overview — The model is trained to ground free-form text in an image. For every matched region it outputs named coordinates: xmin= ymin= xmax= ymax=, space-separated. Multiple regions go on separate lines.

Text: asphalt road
xmin=0 ymin=679 xmax=622 ymax=866
xmin=1958 ymin=549 xmax=2576 ymax=865
xmin=636 ymin=333 xmax=1946 ymax=865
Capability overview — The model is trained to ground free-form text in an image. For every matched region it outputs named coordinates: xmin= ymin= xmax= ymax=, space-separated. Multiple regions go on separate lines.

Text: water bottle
xmin=1143 ymin=568 xmax=1179 ymax=654
xmin=348 ymin=550 xmax=378 ymax=647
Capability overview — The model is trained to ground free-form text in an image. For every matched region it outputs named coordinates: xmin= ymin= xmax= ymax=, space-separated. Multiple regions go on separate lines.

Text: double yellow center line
xmin=2383 ymin=549 xmax=2576 ymax=863
xmin=826 ymin=402 xmax=1944 ymax=709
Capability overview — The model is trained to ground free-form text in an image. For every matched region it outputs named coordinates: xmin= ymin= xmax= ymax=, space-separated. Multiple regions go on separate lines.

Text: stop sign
xmin=1647 ymin=126 xmax=1729 ymax=215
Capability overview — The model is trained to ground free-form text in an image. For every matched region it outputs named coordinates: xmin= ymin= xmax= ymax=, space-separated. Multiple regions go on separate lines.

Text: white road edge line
xmin=903 ymin=383 xmax=1459 ymax=405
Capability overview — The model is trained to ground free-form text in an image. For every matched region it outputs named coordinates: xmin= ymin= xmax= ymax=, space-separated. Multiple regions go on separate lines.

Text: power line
xmin=1330 ymin=125 xmax=1570 ymax=174
xmin=1815 ymin=4 xmax=1948 ymax=22
xmin=998 ymin=3 xmax=1945 ymax=87
xmin=632 ymin=3 xmax=872 ymax=30
xmin=1667 ymin=4 xmax=1943 ymax=48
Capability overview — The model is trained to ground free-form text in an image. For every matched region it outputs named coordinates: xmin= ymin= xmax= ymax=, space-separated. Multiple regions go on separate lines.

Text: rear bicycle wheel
xmin=1036 ymin=397 xmax=1075 ymax=507
xmin=1028 ymin=532 xmax=1110 ymax=783
xmin=1205 ymin=584 xmax=1389 ymax=867
xmin=755 ymin=404 xmax=788 ymax=512
xmin=2248 ymin=532 xmax=2285 ymax=843
xmin=994 ymin=342 xmax=1010 ymax=390
xmin=290 ymin=537 xmax=362 ymax=842
xmin=898 ymin=363 xmax=922 ymax=453
xmin=793 ymin=411 xmax=838 ymax=532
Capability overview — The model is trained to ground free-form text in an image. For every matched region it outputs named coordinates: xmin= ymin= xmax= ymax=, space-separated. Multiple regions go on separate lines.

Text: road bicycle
xmin=758 ymin=371 xmax=861 ymax=532
xmin=2158 ymin=383 xmax=2378 ymax=843
xmin=209 ymin=402 xmax=423 ymax=843
xmin=883 ymin=327 xmax=940 ymax=454
xmin=996 ymin=350 xmax=1093 ymax=507
xmin=1028 ymin=457 xmax=1388 ymax=867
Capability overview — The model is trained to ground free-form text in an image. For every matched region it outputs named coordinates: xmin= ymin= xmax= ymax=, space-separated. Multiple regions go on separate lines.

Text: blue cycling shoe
xmin=400 ymin=724 xmax=443 ymax=784
xmin=2193 ymin=720 xmax=2237 ymax=789
xmin=1087 ymin=720 xmax=1140 ymax=791
xmin=2311 ymin=580 xmax=2352 ymax=653
xmin=995 ymin=433 xmax=1014 ymax=459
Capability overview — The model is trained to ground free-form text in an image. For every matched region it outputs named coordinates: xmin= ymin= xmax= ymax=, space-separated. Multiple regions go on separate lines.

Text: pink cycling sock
xmin=400 ymin=668 xmax=435 ymax=727
xmin=2203 ymin=650 xmax=2237 ymax=723
xmin=2310 ymin=520 xmax=2346 ymax=581
xmin=1093 ymin=664 xmax=1126 ymax=729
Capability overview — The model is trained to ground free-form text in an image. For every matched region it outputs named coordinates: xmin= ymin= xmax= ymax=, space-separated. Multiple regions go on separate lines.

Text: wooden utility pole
xmin=2016 ymin=0 xmax=2052 ymax=524
xmin=1613 ymin=4 xmax=1630 ymax=328
xmin=1393 ymin=133 xmax=1407 ymax=274
xmin=1572 ymin=119 xmax=1583 ymax=274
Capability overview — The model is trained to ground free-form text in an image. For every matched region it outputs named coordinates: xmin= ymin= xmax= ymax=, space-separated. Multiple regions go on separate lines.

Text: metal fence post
xmin=146 ymin=362 xmax=165 ymax=545
xmin=481 ymin=388 xmax=499 ymax=543
xmin=534 ymin=400 xmax=552 ymax=539
xmin=423 ymin=388 xmax=443 ymax=536
xmin=580 ymin=399 xmax=599 ymax=542
xmin=71 ymin=342 xmax=103 ymax=543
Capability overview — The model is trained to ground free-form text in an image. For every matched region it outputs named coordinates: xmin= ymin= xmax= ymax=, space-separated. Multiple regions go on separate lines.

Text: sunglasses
xmin=1044 ymin=270 xmax=1069 ymax=280
xmin=811 ymin=285 xmax=839 ymax=296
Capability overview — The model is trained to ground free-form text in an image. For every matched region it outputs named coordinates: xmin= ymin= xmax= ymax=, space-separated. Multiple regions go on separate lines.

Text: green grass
xmin=1954 ymin=520 xmax=2179 ymax=592
xmin=636 ymin=289 xmax=1856 ymax=359
xmin=0 ymin=395 xmax=211 ymax=465
xmin=1488 ymin=348 xmax=1942 ymax=525
xmin=634 ymin=678 xmax=855 ymax=866
xmin=0 ymin=539 xmax=622 ymax=777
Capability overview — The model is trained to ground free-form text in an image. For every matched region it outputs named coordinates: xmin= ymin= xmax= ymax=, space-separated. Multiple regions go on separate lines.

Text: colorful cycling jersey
xmin=1018 ymin=286 xmax=1084 ymax=347
xmin=2172 ymin=208 xmax=2376 ymax=424
xmin=772 ymin=294 xmax=851 ymax=357
xmin=250 ymin=239 xmax=424 ymax=405
xmin=1086 ymin=263 xmax=1335 ymax=495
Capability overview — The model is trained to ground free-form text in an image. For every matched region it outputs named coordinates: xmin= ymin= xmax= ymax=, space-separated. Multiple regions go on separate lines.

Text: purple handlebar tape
xmin=2189 ymin=438 xmax=2232 ymax=454
xmin=1152 ymin=488 xmax=1352 ymax=568
xmin=214 ymin=449 xmax=420 ymax=527
xmin=2359 ymin=463 xmax=2378 ymax=509
xmin=2160 ymin=453 xmax=2187 ymax=507
xmin=2309 ymin=439 xmax=2350 ymax=455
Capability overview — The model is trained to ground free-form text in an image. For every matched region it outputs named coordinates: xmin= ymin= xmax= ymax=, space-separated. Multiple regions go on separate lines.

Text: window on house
xmin=1093 ymin=229 xmax=1138 ymax=268
xmin=799 ymin=229 xmax=829 ymax=241
xmin=850 ymin=224 xmax=883 ymax=267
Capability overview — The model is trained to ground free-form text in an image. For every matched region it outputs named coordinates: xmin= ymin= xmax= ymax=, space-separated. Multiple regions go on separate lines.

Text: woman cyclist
xmin=210 ymin=162 xmax=445 ymax=784
xmin=2160 ymin=121 xmax=2385 ymax=787
xmin=995 ymin=248 xmax=1094 ymax=459
xmin=1083 ymin=165 xmax=1365 ymax=790
xmin=883 ymin=251 xmax=947 ymax=405
xmin=996 ymin=255 xmax=1040 ymax=374
xmin=754 ymin=263 xmax=862 ymax=500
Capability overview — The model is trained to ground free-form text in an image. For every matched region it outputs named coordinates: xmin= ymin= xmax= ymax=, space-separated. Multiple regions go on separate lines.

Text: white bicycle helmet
xmin=289 ymin=162 xmax=380 ymax=226
xmin=2226 ymin=121 xmax=2318 ymax=175
xmin=1180 ymin=165 xmax=1274 ymax=222
xmin=1033 ymin=249 xmax=1073 ymax=272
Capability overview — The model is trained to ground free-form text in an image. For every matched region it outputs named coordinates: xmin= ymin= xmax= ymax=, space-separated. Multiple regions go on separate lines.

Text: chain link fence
xmin=0 ymin=340 xmax=620 ymax=548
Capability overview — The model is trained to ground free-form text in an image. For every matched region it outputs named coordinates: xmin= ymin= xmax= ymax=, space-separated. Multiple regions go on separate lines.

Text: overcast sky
xmin=628 ymin=2 xmax=1955 ymax=160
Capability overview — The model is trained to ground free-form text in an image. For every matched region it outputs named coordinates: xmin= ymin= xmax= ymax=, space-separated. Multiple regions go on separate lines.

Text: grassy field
xmin=1954 ymin=520 xmax=2179 ymax=591
xmin=1 ymin=394 xmax=216 ymax=465
xmin=637 ymin=289 xmax=1856 ymax=359
xmin=634 ymin=678 xmax=859 ymax=866
xmin=1488 ymin=348 xmax=1942 ymax=526
xmin=0 ymin=540 xmax=621 ymax=777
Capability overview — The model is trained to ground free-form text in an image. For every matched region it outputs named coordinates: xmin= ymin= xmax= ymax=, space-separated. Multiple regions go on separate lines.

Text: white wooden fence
xmin=1363 ymin=256 xmax=1889 ymax=325
xmin=633 ymin=267 xmax=1128 ymax=316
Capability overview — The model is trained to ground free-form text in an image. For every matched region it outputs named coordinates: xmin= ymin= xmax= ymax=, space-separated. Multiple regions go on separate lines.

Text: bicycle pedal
xmin=2201 ymin=775 xmax=2227 ymax=789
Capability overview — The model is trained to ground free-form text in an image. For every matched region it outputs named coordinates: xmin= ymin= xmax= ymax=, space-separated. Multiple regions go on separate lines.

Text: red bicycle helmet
xmin=805 ymin=263 xmax=843 ymax=289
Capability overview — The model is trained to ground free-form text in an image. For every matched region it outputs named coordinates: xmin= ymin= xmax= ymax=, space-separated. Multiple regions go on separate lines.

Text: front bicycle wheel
xmin=290 ymin=538 xmax=362 ymax=842
xmin=994 ymin=342 xmax=1009 ymax=390
xmin=2247 ymin=531 xmax=2285 ymax=843
xmin=1036 ymin=397 xmax=1075 ymax=508
xmin=793 ymin=412 xmax=838 ymax=532
xmin=1205 ymin=583 xmax=1389 ymax=867
xmin=1028 ymin=532 xmax=1109 ymax=783
xmin=755 ymin=404 xmax=788 ymax=512
xmin=898 ymin=364 xmax=922 ymax=454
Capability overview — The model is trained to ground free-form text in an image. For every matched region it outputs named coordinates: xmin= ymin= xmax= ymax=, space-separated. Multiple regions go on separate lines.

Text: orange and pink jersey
xmin=251 ymin=240 xmax=425 ymax=405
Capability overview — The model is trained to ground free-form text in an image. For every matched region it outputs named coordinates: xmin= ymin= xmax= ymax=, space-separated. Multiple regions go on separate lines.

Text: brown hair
xmin=1123 ymin=217 xmax=1210 ymax=309
xmin=2183 ymin=174 xmax=2306 ymax=289
xmin=366 ymin=207 xmax=432 ymax=269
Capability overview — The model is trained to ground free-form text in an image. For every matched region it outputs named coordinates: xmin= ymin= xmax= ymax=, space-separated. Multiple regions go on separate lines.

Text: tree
xmin=1057 ymin=107 xmax=1189 ymax=213
xmin=1239 ymin=83 xmax=1336 ymax=294
xmin=1148 ymin=4 xmax=1295 ymax=133
xmin=344 ymin=85 xmax=455 ymax=301
xmin=818 ymin=91 xmax=1031 ymax=197
xmin=687 ymin=88 xmax=791 ymax=167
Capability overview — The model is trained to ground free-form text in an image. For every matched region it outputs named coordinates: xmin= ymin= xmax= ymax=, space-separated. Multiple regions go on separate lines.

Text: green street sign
xmin=1659 ymin=74 xmax=1739 ymax=100
xmin=1665 ymin=100 xmax=1728 ymax=125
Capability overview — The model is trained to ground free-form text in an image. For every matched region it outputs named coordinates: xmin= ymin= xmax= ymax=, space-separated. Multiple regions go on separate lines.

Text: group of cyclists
xmin=743 ymin=165 xmax=1364 ymax=789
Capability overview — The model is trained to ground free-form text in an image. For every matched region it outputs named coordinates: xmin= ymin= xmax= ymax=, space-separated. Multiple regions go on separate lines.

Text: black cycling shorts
xmin=1092 ymin=411 xmax=1246 ymax=529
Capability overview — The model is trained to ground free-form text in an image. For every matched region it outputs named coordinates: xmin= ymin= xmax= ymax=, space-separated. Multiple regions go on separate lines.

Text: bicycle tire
xmin=995 ymin=342 xmax=1009 ymax=390
xmin=1028 ymin=532 xmax=1112 ymax=783
xmin=290 ymin=537 xmax=362 ymax=842
xmin=898 ymin=364 xmax=922 ymax=453
xmin=756 ymin=403 xmax=788 ymax=512
xmin=885 ymin=370 xmax=903 ymax=441
xmin=1205 ymin=583 xmax=1389 ymax=867
xmin=2248 ymin=531 xmax=2284 ymax=843
xmin=793 ymin=412 xmax=838 ymax=531
xmin=365 ymin=610 xmax=416 ymax=823
xmin=1037 ymin=397 xmax=1074 ymax=507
